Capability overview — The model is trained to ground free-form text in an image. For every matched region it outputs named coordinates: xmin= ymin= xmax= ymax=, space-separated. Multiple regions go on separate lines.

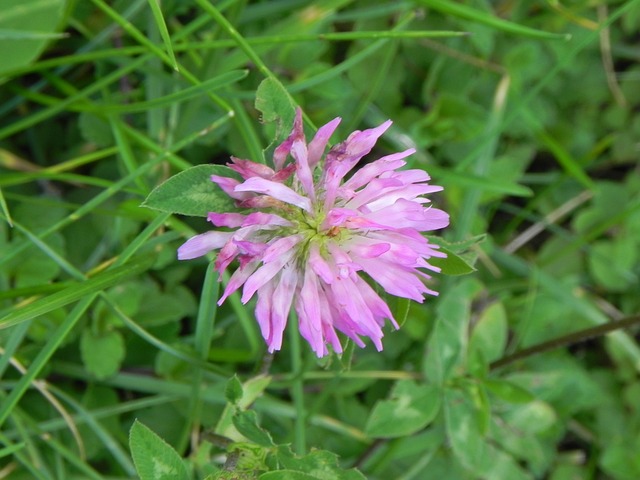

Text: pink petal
xmin=210 ymin=175 xmax=252 ymax=200
xmin=291 ymin=139 xmax=315 ymax=200
xmin=267 ymin=264 xmax=299 ymax=352
xmin=235 ymin=177 xmax=312 ymax=212
xmin=308 ymin=117 xmax=341 ymax=167
xmin=273 ymin=108 xmax=304 ymax=170
xmin=309 ymin=243 xmax=333 ymax=284
xmin=341 ymin=149 xmax=414 ymax=191
xmin=228 ymin=156 xmax=276 ymax=180
xmin=295 ymin=267 xmax=324 ymax=355
xmin=241 ymin=246 xmax=298 ymax=303
xmin=177 ymin=231 xmax=232 ymax=260
xmin=218 ymin=259 xmax=260 ymax=304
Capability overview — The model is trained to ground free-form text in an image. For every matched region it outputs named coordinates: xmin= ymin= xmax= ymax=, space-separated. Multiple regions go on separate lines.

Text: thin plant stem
xmin=288 ymin=313 xmax=306 ymax=454
xmin=491 ymin=314 xmax=640 ymax=370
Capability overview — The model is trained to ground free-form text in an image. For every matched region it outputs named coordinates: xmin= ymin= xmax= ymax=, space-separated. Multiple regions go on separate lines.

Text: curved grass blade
xmin=146 ymin=0 xmax=179 ymax=71
xmin=419 ymin=0 xmax=571 ymax=40
xmin=0 ymin=254 xmax=155 ymax=329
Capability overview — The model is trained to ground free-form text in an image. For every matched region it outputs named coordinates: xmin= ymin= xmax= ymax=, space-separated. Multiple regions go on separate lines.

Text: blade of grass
xmin=50 ymin=387 xmax=136 ymax=476
xmin=0 ymin=254 xmax=155 ymax=329
xmin=146 ymin=0 xmax=179 ymax=71
xmin=177 ymin=262 xmax=220 ymax=452
xmin=454 ymin=74 xmax=510 ymax=240
xmin=418 ymin=0 xmax=571 ymax=40
xmin=288 ymin=312 xmax=306 ymax=454
xmin=0 ymin=187 xmax=11 ymax=226
xmin=0 ymin=296 xmax=97 ymax=429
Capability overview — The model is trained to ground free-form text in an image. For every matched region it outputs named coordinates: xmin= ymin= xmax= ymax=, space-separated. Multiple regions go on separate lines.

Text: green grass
xmin=1 ymin=1 xmax=640 ymax=479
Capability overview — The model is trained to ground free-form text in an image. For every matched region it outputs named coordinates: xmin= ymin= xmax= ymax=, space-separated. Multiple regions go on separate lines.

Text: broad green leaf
xmin=216 ymin=375 xmax=272 ymax=440
xmin=0 ymin=255 xmax=155 ymax=329
xmin=483 ymin=378 xmax=534 ymax=404
xmin=0 ymin=0 xmax=66 ymax=76
xmin=129 ymin=420 xmax=190 ymax=480
xmin=588 ymin=237 xmax=638 ymax=292
xmin=80 ymin=329 xmax=125 ymax=379
xmin=273 ymin=445 xmax=366 ymax=480
xmin=444 ymin=387 xmax=487 ymax=469
xmin=424 ymin=279 xmax=480 ymax=384
xmin=260 ymin=472 xmax=316 ymax=480
xmin=142 ymin=165 xmax=242 ymax=217
xmin=503 ymin=400 xmax=557 ymax=434
xmin=232 ymin=410 xmax=274 ymax=447
xmin=255 ymin=77 xmax=296 ymax=141
xmin=365 ymin=381 xmax=441 ymax=438
xmin=469 ymin=301 xmax=507 ymax=364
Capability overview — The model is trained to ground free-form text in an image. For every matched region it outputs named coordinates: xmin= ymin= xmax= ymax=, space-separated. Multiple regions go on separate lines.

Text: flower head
xmin=179 ymin=109 xmax=449 ymax=357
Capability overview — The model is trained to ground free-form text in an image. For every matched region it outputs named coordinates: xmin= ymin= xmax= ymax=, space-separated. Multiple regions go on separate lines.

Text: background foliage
xmin=1 ymin=0 xmax=640 ymax=479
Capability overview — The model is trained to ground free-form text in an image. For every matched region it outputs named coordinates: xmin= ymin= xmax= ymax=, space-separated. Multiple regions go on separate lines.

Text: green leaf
xmin=0 ymin=255 xmax=155 ymax=329
xmin=427 ymin=234 xmax=482 ymax=275
xmin=142 ymin=165 xmax=242 ymax=217
xmin=225 ymin=375 xmax=244 ymax=405
xmin=430 ymin=246 xmax=476 ymax=276
xmin=232 ymin=410 xmax=274 ymax=447
xmin=424 ymin=280 xmax=479 ymax=384
xmin=469 ymin=301 xmax=508 ymax=364
xmin=216 ymin=375 xmax=272 ymax=440
xmin=129 ymin=420 xmax=190 ymax=480
xmin=255 ymin=77 xmax=296 ymax=141
xmin=0 ymin=0 xmax=66 ymax=76
xmin=260 ymin=472 xmax=317 ymax=480
xmin=444 ymin=387 xmax=487 ymax=469
xmin=365 ymin=381 xmax=441 ymax=438
xmin=80 ymin=329 xmax=125 ymax=379
xmin=273 ymin=445 xmax=366 ymax=480
xmin=483 ymin=378 xmax=534 ymax=404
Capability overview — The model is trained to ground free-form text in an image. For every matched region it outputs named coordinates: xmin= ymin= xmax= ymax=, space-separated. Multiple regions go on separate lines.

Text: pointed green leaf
xmin=255 ymin=78 xmax=296 ymax=141
xmin=142 ymin=165 xmax=243 ymax=217
xmin=225 ymin=375 xmax=244 ymax=405
xmin=232 ymin=410 xmax=274 ymax=447
xmin=430 ymin=246 xmax=476 ymax=275
xmin=129 ymin=420 xmax=189 ymax=480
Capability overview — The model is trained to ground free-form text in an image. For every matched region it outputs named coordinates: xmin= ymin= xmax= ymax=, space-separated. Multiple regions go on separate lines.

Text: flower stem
xmin=491 ymin=313 xmax=640 ymax=370
xmin=288 ymin=312 xmax=306 ymax=454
